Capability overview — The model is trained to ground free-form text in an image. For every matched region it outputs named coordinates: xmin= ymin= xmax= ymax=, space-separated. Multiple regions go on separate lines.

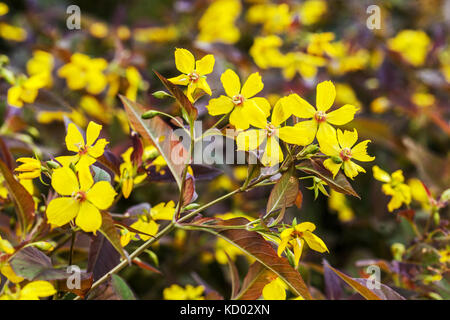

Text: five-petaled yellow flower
xmin=372 ymin=166 xmax=411 ymax=212
xmin=320 ymin=129 xmax=375 ymax=179
xmin=168 ymin=48 xmax=214 ymax=102
xmin=288 ymin=80 xmax=359 ymax=145
xmin=46 ymin=166 xmax=116 ymax=233
xmin=57 ymin=121 xmax=108 ymax=169
xmin=236 ymin=95 xmax=311 ymax=166
xmin=206 ymin=69 xmax=270 ymax=130
xmin=277 ymin=222 xmax=328 ymax=268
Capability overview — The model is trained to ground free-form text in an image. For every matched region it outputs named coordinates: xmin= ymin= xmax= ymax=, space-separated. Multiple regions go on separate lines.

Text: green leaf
xmin=0 ymin=159 xmax=35 ymax=236
xmin=120 ymin=95 xmax=189 ymax=190
xmin=296 ymin=158 xmax=359 ymax=198
xmin=111 ymin=274 xmax=136 ymax=300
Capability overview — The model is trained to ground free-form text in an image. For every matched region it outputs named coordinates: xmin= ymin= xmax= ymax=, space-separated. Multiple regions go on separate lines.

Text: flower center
xmin=73 ymin=191 xmax=87 ymax=202
xmin=339 ymin=148 xmax=352 ymax=161
xmin=232 ymin=94 xmax=245 ymax=106
xmin=189 ymin=71 xmax=199 ymax=83
xmin=78 ymin=146 xmax=89 ymax=155
xmin=266 ymin=123 xmax=277 ymax=137
xmin=293 ymin=231 xmax=303 ymax=238
xmin=314 ymin=111 xmax=327 ymax=123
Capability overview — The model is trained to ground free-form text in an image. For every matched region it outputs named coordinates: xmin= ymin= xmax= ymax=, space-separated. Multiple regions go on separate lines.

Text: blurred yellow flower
xmin=26 ymin=50 xmax=54 ymax=87
xmin=387 ymin=30 xmax=430 ymax=67
xmin=0 ymin=23 xmax=27 ymax=41
xmin=298 ymin=0 xmax=327 ymax=26
xmin=250 ymin=35 xmax=285 ymax=69
xmin=247 ymin=3 xmax=292 ymax=34
xmin=163 ymin=284 xmax=204 ymax=300
xmin=134 ymin=25 xmax=178 ymax=43
xmin=281 ymin=51 xmax=326 ymax=80
xmin=198 ymin=0 xmax=241 ymax=44
xmin=328 ymin=190 xmax=355 ymax=222
xmin=89 ymin=22 xmax=108 ymax=38
xmin=7 ymin=74 xmax=47 ymax=108
xmin=0 ymin=2 xmax=8 ymax=16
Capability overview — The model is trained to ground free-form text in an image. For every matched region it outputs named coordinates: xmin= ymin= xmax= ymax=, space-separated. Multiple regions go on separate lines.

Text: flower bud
xmin=141 ymin=110 xmax=160 ymax=119
xmin=152 ymin=90 xmax=172 ymax=99
xmin=331 ymin=156 xmax=343 ymax=164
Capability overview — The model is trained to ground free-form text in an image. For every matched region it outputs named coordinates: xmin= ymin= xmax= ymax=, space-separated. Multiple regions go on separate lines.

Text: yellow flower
xmin=58 ymin=53 xmax=108 ymax=95
xmin=15 ymin=157 xmax=41 ymax=180
xmin=249 ymin=35 xmax=285 ymax=69
xmin=134 ymin=26 xmax=178 ymax=43
xmin=0 ymin=281 xmax=56 ymax=300
xmin=288 ymin=81 xmax=359 ymax=146
xmin=326 ymin=41 xmax=370 ymax=75
xmin=80 ymin=95 xmax=110 ymax=123
xmin=163 ymin=284 xmax=204 ymax=300
xmin=168 ymin=48 xmax=215 ymax=103
xmin=236 ymin=95 xmax=312 ymax=166
xmin=197 ymin=0 xmax=241 ymax=44
xmin=0 ymin=2 xmax=9 ymax=16
xmin=335 ymin=83 xmax=362 ymax=109
xmin=0 ymin=174 xmax=8 ymax=199
xmin=280 ymin=51 xmax=326 ymax=80
xmin=0 ymin=236 xmax=24 ymax=284
xmin=247 ymin=3 xmax=292 ymax=34
xmin=411 ymin=92 xmax=435 ymax=108
xmin=117 ymin=147 xmax=146 ymax=199
xmin=150 ymin=201 xmax=176 ymax=220
xmin=373 ymin=166 xmax=411 ymax=212
xmin=0 ymin=23 xmax=27 ymax=41
xmin=370 ymin=96 xmax=390 ymax=114
xmin=262 ymin=277 xmax=287 ymax=300
xmin=89 ymin=22 xmax=108 ymax=38
xmin=307 ymin=32 xmax=336 ymax=56
xmin=56 ymin=121 xmax=109 ymax=170
xmin=387 ymin=30 xmax=430 ymax=67
xmin=26 ymin=50 xmax=54 ymax=88
xmin=408 ymin=178 xmax=430 ymax=209
xmin=298 ymin=0 xmax=327 ymax=26
xmin=328 ymin=190 xmax=355 ymax=222
xmin=320 ymin=129 xmax=375 ymax=179
xmin=46 ymin=166 xmax=116 ymax=233
xmin=277 ymin=222 xmax=328 ymax=268
xmin=439 ymin=248 xmax=449 ymax=264
xmin=206 ymin=69 xmax=270 ymax=130
xmin=7 ymin=74 xmax=47 ymax=108
xmin=125 ymin=66 xmax=142 ymax=102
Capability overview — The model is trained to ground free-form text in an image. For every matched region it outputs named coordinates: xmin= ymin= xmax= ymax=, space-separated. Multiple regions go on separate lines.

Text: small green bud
xmin=141 ymin=110 xmax=160 ymax=119
xmin=391 ymin=243 xmax=405 ymax=261
xmin=331 ymin=156 xmax=343 ymax=164
xmin=152 ymin=90 xmax=172 ymax=99
xmin=46 ymin=160 xmax=60 ymax=169
xmin=183 ymin=203 xmax=201 ymax=211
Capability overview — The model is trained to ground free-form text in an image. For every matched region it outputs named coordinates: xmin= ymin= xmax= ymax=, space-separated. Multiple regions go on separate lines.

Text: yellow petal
xmin=337 ymin=129 xmax=358 ymax=149
xmin=251 ymin=97 xmax=271 ymax=117
xmin=316 ymin=80 xmax=335 ymax=111
xmin=293 ymin=238 xmax=303 ymax=267
xmin=197 ymin=77 xmax=212 ymax=96
xmin=229 ymin=107 xmax=250 ymax=130
xmin=289 ymin=93 xmax=316 ymax=118
xmin=1 ymin=264 xmax=24 ymax=283
xmin=277 ymin=236 xmax=291 ymax=257
xmin=351 ymin=140 xmax=375 ymax=162
xmin=243 ymin=99 xmax=268 ymax=129
xmin=21 ymin=281 xmax=56 ymax=300
xmin=76 ymin=201 xmax=102 ymax=233
xmin=221 ymin=69 xmax=241 ymax=97
xmin=372 ymin=166 xmax=391 ymax=183
xmin=236 ymin=129 xmax=265 ymax=151
xmin=86 ymin=181 xmax=117 ymax=210
xmin=271 ymin=96 xmax=291 ymax=127
xmin=302 ymin=230 xmax=328 ymax=253
xmin=278 ymin=126 xmax=312 ymax=146
xmin=326 ymin=104 xmax=358 ymax=125
xmin=343 ymin=160 xmax=365 ymax=180
xmin=206 ymin=95 xmax=234 ymax=116
xmin=131 ymin=219 xmax=159 ymax=241
xmin=78 ymin=165 xmax=94 ymax=191
xmin=293 ymin=120 xmax=317 ymax=145
xmin=7 ymin=86 xmax=23 ymax=107
xmin=174 ymin=48 xmax=195 ymax=74
xmin=262 ymin=278 xmax=286 ymax=300
xmin=195 ymin=54 xmax=215 ymax=75
xmin=88 ymin=138 xmax=108 ymax=158
xmin=168 ymin=74 xmax=190 ymax=86
xmin=86 ymin=121 xmax=102 ymax=146
xmin=323 ymin=158 xmax=342 ymax=178
xmin=316 ymin=122 xmax=337 ymax=147
xmin=46 ymin=197 xmax=80 ymax=226
xmin=295 ymin=222 xmax=316 ymax=233
xmin=65 ymin=123 xmax=85 ymax=152
xmin=51 ymin=167 xmax=79 ymax=195
xmin=241 ymin=72 xmax=263 ymax=99
xmin=151 ymin=201 xmax=176 ymax=220
xmin=261 ymin=137 xmax=283 ymax=167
